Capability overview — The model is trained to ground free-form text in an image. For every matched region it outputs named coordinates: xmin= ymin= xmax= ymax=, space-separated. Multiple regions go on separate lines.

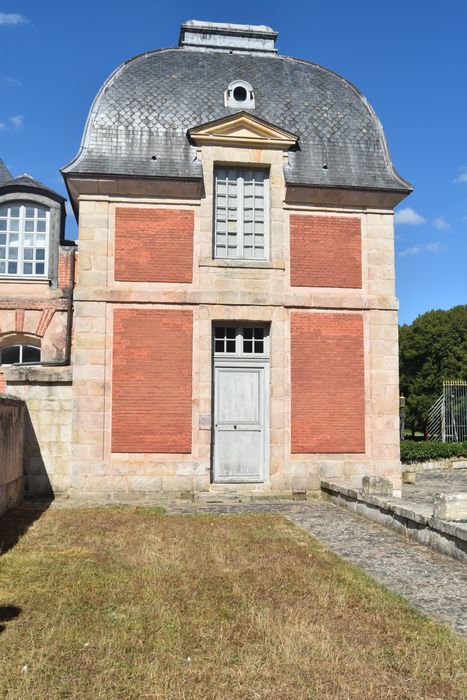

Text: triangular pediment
xmin=188 ymin=112 xmax=298 ymax=149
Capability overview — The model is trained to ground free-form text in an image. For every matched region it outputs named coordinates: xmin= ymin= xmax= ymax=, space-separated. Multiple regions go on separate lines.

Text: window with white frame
xmin=214 ymin=324 xmax=268 ymax=356
xmin=214 ymin=167 xmax=268 ymax=260
xmin=0 ymin=344 xmax=41 ymax=365
xmin=0 ymin=203 xmax=49 ymax=277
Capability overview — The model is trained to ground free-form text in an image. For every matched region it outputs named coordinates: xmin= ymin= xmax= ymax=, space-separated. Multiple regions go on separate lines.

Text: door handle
xmin=234 ymin=425 xmax=237 ymax=429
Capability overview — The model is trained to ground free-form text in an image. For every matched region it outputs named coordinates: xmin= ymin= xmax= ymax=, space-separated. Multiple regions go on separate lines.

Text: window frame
xmin=0 ymin=343 xmax=41 ymax=365
xmin=213 ymin=166 xmax=270 ymax=261
xmin=0 ymin=202 xmax=50 ymax=278
xmin=213 ymin=323 xmax=270 ymax=358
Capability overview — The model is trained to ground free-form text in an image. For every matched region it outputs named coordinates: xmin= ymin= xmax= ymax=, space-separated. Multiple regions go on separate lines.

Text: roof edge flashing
xmin=179 ymin=20 xmax=278 ymax=54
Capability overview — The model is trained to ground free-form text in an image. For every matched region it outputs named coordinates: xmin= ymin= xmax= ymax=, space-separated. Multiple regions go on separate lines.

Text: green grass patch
xmin=0 ymin=507 xmax=466 ymax=699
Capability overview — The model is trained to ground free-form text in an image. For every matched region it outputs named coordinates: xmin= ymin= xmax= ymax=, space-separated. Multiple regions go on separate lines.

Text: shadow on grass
xmin=0 ymin=605 xmax=21 ymax=634
xmin=0 ymin=499 xmax=53 ymax=556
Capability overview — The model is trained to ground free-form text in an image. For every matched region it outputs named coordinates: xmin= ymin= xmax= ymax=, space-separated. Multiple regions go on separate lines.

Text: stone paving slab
xmin=167 ymin=500 xmax=467 ymax=638
xmin=401 ymin=468 xmax=467 ymax=507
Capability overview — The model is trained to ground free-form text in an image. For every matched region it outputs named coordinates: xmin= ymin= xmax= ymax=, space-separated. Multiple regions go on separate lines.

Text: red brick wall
xmin=291 ymin=312 xmax=365 ymax=453
xmin=58 ymin=250 xmax=74 ymax=289
xmin=115 ymin=208 xmax=194 ymax=283
xmin=112 ymin=308 xmax=193 ymax=453
xmin=290 ymin=215 xmax=362 ymax=288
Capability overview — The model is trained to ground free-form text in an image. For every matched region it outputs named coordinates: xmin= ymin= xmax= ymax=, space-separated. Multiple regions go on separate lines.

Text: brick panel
xmin=112 ymin=308 xmax=193 ymax=453
xmin=58 ymin=250 xmax=74 ymax=288
xmin=290 ymin=215 xmax=362 ymax=288
xmin=36 ymin=307 xmax=55 ymax=337
xmin=15 ymin=309 xmax=24 ymax=332
xmin=291 ymin=312 xmax=365 ymax=453
xmin=115 ymin=208 xmax=194 ymax=283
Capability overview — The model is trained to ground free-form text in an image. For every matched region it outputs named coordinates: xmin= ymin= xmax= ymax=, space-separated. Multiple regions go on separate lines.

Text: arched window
xmin=0 ymin=344 xmax=41 ymax=365
xmin=0 ymin=203 xmax=49 ymax=277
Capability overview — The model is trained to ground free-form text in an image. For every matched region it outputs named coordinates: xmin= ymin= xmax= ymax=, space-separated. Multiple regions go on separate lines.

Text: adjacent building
xmin=0 ymin=160 xmax=74 ymax=495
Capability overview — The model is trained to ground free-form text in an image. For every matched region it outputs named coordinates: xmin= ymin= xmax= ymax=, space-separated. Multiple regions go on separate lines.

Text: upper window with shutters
xmin=214 ymin=167 xmax=269 ymax=260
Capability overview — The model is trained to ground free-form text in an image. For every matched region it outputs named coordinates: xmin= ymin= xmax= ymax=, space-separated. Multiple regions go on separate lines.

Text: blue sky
xmin=0 ymin=0 xmax=466 ymax=324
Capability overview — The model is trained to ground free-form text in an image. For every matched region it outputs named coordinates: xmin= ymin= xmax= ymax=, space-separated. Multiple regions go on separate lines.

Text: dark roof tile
xmin=0 ymin=159 xmax=13 ymax=186
xmin=63 ymin=48 xmax=411 ymax=192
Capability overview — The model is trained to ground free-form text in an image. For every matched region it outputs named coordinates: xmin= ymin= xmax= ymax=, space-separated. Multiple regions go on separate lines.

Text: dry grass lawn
xmin=0 ymin=505 xmax=466 ymax=699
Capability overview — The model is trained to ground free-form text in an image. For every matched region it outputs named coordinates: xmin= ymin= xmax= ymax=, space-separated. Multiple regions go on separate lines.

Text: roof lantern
xmin=179 ymin=20 xmax=278 ymax=54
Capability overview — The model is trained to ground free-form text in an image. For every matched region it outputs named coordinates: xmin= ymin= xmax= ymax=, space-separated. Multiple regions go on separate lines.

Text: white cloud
xmin=1 ymin=76 xmax=22 ymax=87
xmin=0 ymin=13 xmax=27 ymax=26
xmin=398 ymin=242 xmax=443 ymax=257
xmin=10 ymin=115 xmax=23 ymax=128
xmin=0 ymin=122 xmax=5 ymax=130
xmin=433 ymin=216 xmax=450 ymax=231
xmin=454 ymin=167 xmax=467 ymax=183
xmin=394 ymin=207 xmax=426 ymax=225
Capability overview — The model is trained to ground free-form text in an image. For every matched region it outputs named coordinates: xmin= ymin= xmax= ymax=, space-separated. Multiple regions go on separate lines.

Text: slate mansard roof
xmin=62 ymin=22 xmax=411 ymax=195
xmin=0 ymin=160 xmax=65 ymax=202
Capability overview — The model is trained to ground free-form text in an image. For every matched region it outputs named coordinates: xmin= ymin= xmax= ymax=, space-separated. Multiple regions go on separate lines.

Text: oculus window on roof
xmin=225 ymin=80 xmax=255 ymax=109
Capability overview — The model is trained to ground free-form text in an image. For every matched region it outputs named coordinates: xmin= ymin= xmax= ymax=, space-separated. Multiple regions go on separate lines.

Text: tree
xmin=399 ymin=305 xmax=467 ymax=435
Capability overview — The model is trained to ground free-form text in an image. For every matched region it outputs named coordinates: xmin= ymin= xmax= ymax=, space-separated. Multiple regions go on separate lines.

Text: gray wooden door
xmin=213 ymin=363 xmax=266 ymax=482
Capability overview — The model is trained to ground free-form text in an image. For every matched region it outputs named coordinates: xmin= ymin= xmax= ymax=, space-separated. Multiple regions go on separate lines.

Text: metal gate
xmin=427 ymin=380 xmax=467 ymax=442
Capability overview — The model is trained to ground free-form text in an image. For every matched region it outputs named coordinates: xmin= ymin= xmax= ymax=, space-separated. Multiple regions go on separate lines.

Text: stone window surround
xmin=0 ymin=202 xmax=49 ymax=278
xmin=0 ymin=192 xmax=63 ymax=288
xmin=213 ymin=165 xmax=269 ymax=260
xmin=198 ymin=145 xmax=288 ymax=271
xmin=225 ymin=80 xmax=255 ymax=109
xmin=0 ymin=332 xmax=42 ymax=367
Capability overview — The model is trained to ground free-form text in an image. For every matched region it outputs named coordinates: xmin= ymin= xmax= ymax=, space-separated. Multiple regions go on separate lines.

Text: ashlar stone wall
xmin=3 ymin=366 xmax=72 ymax=496
xmin=68 ymin=143 xmax=401 ymax=499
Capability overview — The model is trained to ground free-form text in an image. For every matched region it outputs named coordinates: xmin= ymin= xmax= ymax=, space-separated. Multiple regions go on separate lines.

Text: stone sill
xmin=199 ymin=257 xmax=285 ymax=270
xmin=0 ymin=276 xmax=50 ymax=285
xmin=3 ymin=364 xmax=72 ymax=384
xmin=321 ymin=479 xmax=467 ymax=562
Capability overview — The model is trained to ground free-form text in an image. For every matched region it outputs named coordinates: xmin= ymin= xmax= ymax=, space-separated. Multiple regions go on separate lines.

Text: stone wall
xmin=3 ymin=366 xmax=72 ymax=496
xmin=0 ymin=395 xmax=24 ymax=516
xmin=67 ymin=142 xmax=402 ymax=499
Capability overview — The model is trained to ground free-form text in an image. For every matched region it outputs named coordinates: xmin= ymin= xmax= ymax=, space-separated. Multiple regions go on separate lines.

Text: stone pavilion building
xmin=1 ymin=20 xmax=411 ymax=500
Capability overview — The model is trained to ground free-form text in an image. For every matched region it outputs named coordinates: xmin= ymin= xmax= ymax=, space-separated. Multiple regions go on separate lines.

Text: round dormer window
xmin=233 ymin=85 xmax=247 ymax=102
xmin=225 ymin=80 xmax=255 ymax=109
